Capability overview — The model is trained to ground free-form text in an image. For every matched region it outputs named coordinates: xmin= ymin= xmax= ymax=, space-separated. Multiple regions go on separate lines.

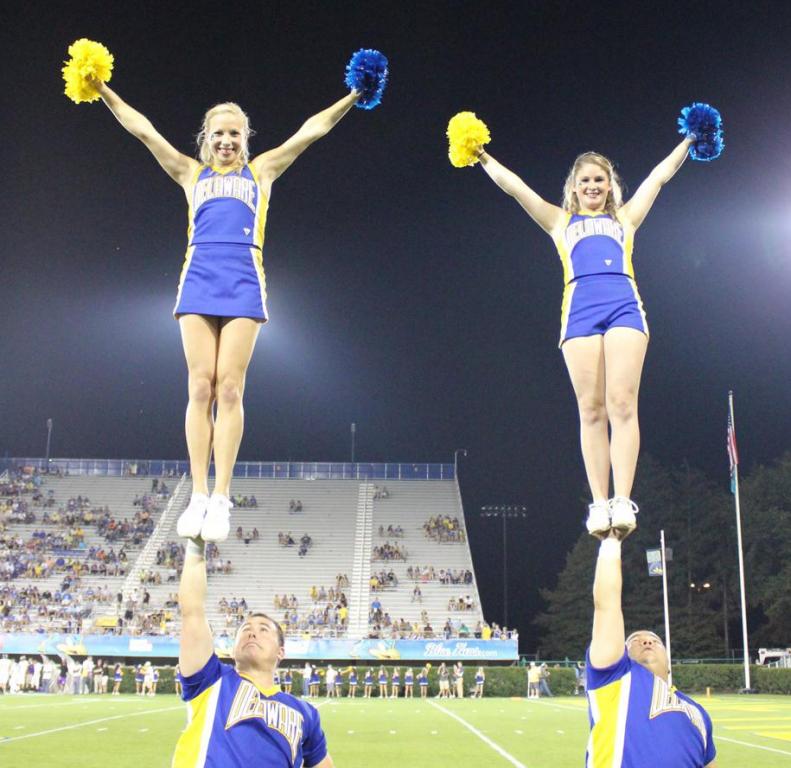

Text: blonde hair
xmin=196 ymin=102 xmax=255 ymax=171
xmin=561 ymin=152 xmax=623 ymax=217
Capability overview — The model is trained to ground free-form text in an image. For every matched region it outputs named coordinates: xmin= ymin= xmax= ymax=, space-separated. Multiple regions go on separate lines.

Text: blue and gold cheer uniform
xmin=553 ymin=211 xmax=648 ymax=346
xmin=585 ymin=649 xmax=715 ymax=768
xmin=173 ymin=654 xmax=327 ymax=768
xmin=174 ymin=164 xmax=269 ymax=321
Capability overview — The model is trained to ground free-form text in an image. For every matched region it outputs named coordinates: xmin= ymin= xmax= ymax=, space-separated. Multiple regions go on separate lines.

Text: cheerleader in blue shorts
xmin=112 ymin=663 xmax=123 ymax=695
xmin=310 ymin=666 xmax=321 ymax=698
xmin=390 ymin=666 xmax=400 ymax=698
xmin=404 ymin=667 xmax=414 ymax=698
xmin=282 ymin=667 xmax=292 ymax=695
xmin=363 ymin=668 xmax=373 ymax=699
xmin=418 ymin=666 xmax=429 ymax=699
xmin=477 ymin=137 xmax=695 ymax=537
xmin=348 ymin=666 xmax=358 ymax=698
xmin=91 ymin=79 xmax=361 ymax=542
xmin=377 ymin=665 xmax=388 ymax=698
xmin=474 ymin=667 xmax=485 ymax=698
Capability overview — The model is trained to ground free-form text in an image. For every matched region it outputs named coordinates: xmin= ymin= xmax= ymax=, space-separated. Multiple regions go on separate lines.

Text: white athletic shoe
xmin=200 ymin=493 xmax=233 ymax=542
xmin=585 ymin=500 xmax=611 ymax=538
xmin=609 ymin=496 xmax=638 ymax=537
xmin=176 ymin=493 xmax=209 ymax=538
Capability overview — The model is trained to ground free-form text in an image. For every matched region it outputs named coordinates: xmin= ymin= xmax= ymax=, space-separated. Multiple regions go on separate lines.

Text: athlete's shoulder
xmin=585 ymin=647 xmax=633 ymax=690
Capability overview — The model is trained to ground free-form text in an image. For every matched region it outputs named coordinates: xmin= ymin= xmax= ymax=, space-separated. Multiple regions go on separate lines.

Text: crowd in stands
xmin=423 ymin=514 xmax=465 ymax=542
xmin=0 ymin=583 xmax=117 ymax=633
xmin=0 ymin=546 xmax=129 ymax=581
xmin=366 ymin=608 xmax=517 ymax=641
xmin=219 ymin=595 xmax=249 ymax=624
xmin=288 ymin=500 xmax=303 ymax=513
xmin=371 ymin=541 xmax=407 ymax=561
xmin=405 ymin=565 xmax=473 ymax=584
xmin=372 ymin=485 xmax=390 ymax=500
xmin=270 ymin=583 xmax=350 ymax=638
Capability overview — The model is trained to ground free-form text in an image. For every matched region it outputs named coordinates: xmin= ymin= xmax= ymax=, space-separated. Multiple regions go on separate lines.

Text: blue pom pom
xmin=345 ymin=49 xmax=388 ymax=110
xmin=677 ymin=102 xmax=724 ymax=162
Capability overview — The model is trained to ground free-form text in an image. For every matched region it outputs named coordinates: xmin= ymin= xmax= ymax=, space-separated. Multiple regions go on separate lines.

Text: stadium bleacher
xmin=1 ymin=463 xmax=493 ymax=644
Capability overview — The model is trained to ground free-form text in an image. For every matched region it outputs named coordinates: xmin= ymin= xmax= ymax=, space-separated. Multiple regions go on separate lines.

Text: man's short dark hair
xmin=244 ymin=612 xmax=285 ymax=648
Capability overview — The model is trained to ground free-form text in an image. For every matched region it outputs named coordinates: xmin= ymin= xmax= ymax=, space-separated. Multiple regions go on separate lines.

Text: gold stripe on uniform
xmin=173 ymin=245 xmax=196 ymax=316
xmin=171 ymin=680 xmax=222 ymax=768
xmin=587 ymin=672 xmax=631 ymax=767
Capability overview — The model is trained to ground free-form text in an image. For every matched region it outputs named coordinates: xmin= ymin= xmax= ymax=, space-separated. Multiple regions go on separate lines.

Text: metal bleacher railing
xmin=4 ymin=458 xmax=456 ymax=482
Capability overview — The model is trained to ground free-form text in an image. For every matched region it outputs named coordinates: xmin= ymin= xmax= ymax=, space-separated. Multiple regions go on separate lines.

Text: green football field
xmin=1 ymin=693 xmax=790 ymax=766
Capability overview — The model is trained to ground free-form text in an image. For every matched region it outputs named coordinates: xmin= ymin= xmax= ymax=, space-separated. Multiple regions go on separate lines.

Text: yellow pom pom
xmin=62 ymin=39 xmax=114 ymax=104
xmin=447 ymin=111 xmax=491 ymax=168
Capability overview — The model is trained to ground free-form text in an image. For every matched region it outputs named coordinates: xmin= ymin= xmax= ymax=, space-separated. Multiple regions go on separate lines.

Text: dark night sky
xmin=3 ymin=1 xmax=791 ymax=649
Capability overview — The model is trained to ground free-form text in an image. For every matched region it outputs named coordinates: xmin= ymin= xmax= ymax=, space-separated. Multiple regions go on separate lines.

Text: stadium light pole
xmin=480 ymin=505 xmax=527 ymax=628
xmin=45 ymin=418 xmax=53 ymax=466
xmin=453 ymin=448 xmax=467 ymax=478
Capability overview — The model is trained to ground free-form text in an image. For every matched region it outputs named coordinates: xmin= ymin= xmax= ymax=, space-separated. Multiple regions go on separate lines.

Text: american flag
xmin=727 ymin=410 xmax=739 ymax=493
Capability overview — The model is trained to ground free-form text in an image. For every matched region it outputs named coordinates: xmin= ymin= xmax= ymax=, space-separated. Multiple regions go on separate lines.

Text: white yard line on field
xmin=525 ymin=699 xmax=587 ymax=714
xmin=0 ymin=695 xmax=159 ymax=711
xmin=430 ymin=702 xmax=528 ymax=768
xmin=0 ymin=705 xmax=182 ymax=744
xmin=717 ymin=735 xmax=791 ymax=757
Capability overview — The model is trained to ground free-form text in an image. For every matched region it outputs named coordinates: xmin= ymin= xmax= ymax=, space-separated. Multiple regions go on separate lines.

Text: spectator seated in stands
xmin=336 ymin=573 xmax=350 ymax=590
xmin=288 ymin=499 xmax=303 ymax=513
xmin=372 ymin=541 xmax=407 ymax=561
xmin=278 ymin=531 xmax=296 ymax=547
xmin=438 ymin=568 xmax=474 ymax=585
xmin=372 ymin=485 xmax=390 ymax=500
xmin=377 ymin=524 xmax=404 ymax=538
xmin=297 ymin=534 xmax=312 ymax=557
xmin=447 ymin=594 xmax=476 ymax=611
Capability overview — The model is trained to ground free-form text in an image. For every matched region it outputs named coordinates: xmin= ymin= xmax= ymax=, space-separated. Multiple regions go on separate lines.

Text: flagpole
xmin=660 ymin=529 xmax=673 ymax=687
xmin=729 ymin=390 xmax=752 ymax=691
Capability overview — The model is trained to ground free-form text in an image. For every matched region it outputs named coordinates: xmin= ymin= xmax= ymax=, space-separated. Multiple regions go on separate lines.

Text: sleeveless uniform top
xmin=553 ymin=211 xmax=635 ymax=285
xmin=188 ymin=164 xmax=269 ymax=250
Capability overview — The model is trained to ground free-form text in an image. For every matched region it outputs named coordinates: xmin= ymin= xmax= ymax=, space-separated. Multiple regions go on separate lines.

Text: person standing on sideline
xmin=453 ymin=662 xmax=464 ymax=698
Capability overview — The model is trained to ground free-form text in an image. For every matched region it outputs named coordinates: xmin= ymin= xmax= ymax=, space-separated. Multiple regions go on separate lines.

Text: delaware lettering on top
xmin=193 ymin=174 xmax=257 ymax=213
xmin=226 ymin=680 xmax=304 ymax=762
xmin=649 ymin=676 xmax=708 ymax=749
xmin=563 ymin=216 xmax=625 ymax=252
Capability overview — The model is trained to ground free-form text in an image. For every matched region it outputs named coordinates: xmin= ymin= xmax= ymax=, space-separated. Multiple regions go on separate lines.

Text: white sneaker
xmin=609 ymin=496 xmax=638 ymax=537
xmin=200 ymin=493 xmax=233 ymax=541
xmin=176 ymin=493 xmax=209 ymax=538
xmin=585 ymin=500 xmax=610 ymax=538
